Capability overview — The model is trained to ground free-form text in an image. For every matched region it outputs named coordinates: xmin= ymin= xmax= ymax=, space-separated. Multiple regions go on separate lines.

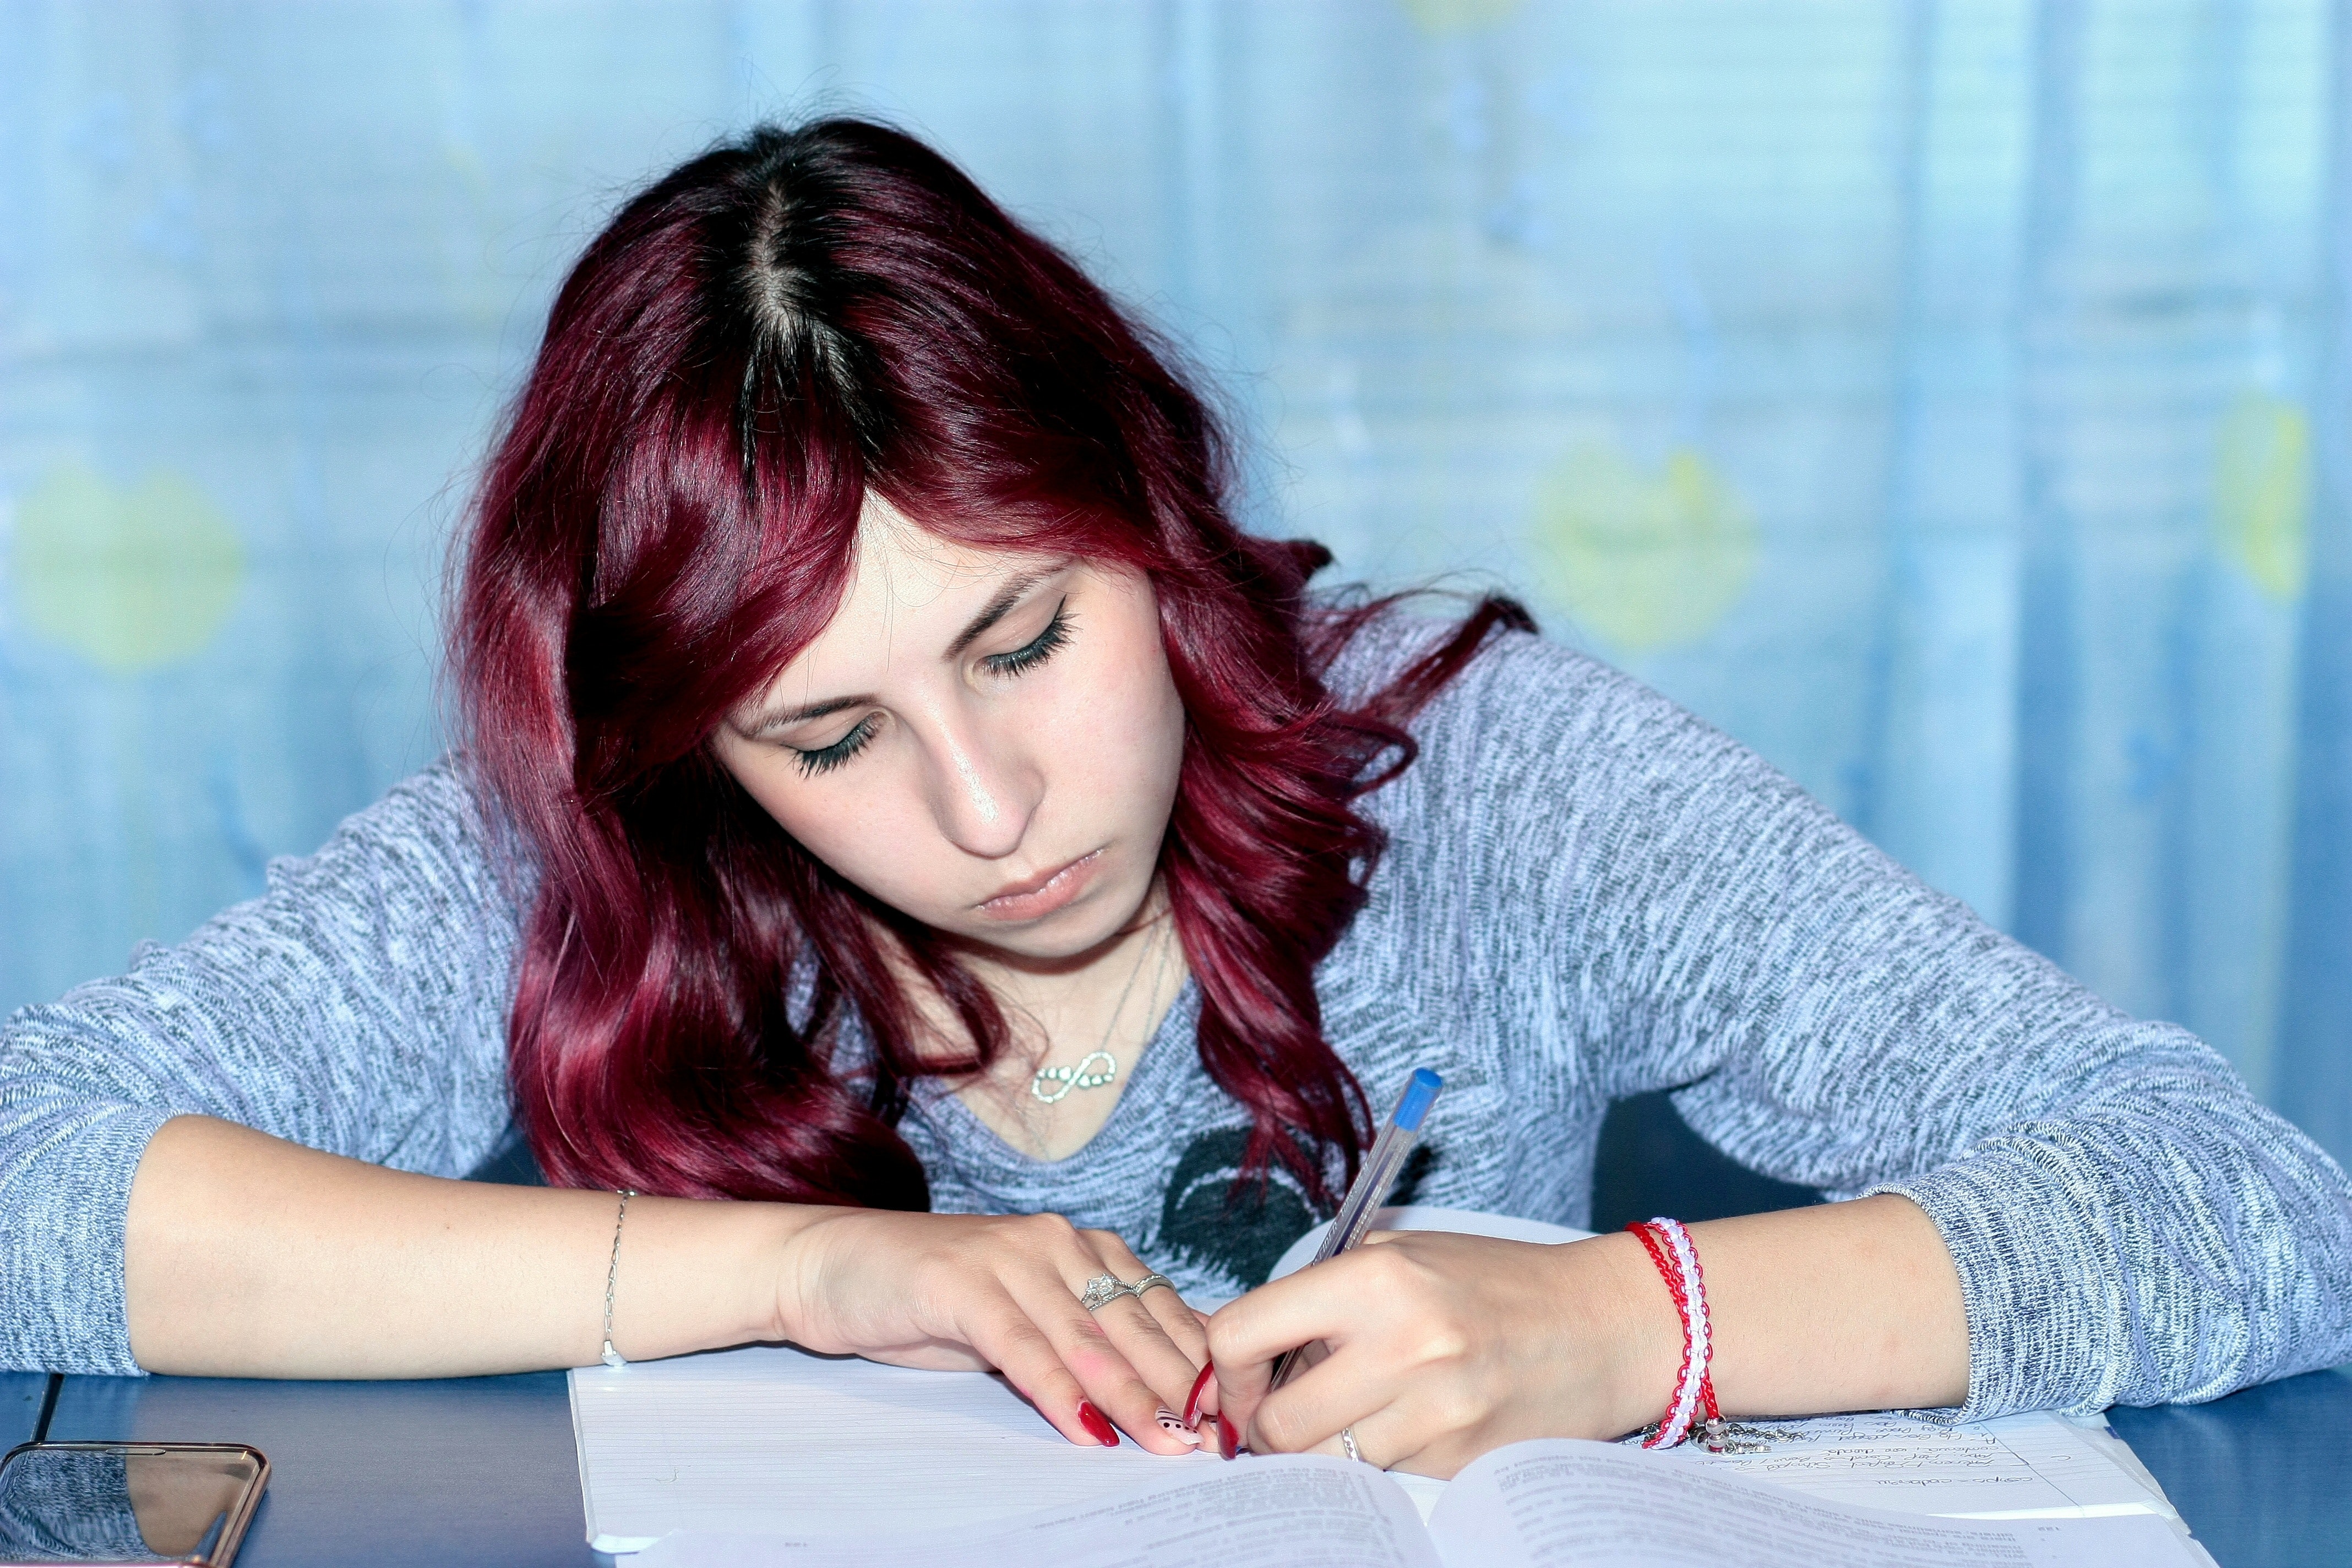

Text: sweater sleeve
xmin=0 ymin=760 xmax=526 ymax=1375
xmin=1434 ymin=630 xmax=2352 ymax=1420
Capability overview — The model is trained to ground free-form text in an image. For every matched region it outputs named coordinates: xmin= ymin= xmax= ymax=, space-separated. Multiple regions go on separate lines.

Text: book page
xmin=1686 ymin=1409 xmax=2173 ymax=1518
xmin=571 ymin=1345 xmax=1221 ymax=1552
xmin=1428 ymin=1440 xmax=2200 ymax=1568
xmin=629 ymin=1456 xmax=1439 ymax=1568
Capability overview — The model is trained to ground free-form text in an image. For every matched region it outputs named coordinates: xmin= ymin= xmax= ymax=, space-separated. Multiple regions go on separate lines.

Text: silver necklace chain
xmin=1030 ymin=919 xmax=1169 ymax=1105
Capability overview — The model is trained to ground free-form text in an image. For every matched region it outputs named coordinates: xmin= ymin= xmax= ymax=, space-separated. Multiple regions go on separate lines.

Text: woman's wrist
xmin=1559 ymin=1229 xmax=1688 ymax=1439
xmin=726 ymin=1200 xmax=850 ymax=1350
xmin=602 ymin=1194 xmax=842 ymax=1362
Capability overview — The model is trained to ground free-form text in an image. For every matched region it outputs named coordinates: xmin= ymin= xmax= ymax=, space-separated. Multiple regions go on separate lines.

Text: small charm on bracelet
xmin=1686 ymin=1417 xmax=1806 ymax=1455
xmin=1691 ymin=1417 xmax=1763 ymax=1455
xmin=1625 ymin=1416 xmax=1798 ymax=1455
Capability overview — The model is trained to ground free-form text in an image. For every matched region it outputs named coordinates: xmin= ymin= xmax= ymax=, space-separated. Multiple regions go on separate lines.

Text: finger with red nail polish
xmin=1183 ymin=1362 xmax=1217 ymax=1427
xmin=1077 ymin=1400 xmax=1119 ymax=1447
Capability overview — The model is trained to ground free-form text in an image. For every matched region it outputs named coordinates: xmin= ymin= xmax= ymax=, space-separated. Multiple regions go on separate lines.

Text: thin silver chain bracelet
xmin=601 ymin=1188 xmax=638 ymax=1369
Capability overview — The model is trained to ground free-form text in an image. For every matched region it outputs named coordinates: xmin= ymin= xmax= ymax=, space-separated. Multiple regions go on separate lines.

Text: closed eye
xmin=982 ymin=602 xmax=1071 ymax=678
xmin=793 ymin=714 xmax=878 ymax=777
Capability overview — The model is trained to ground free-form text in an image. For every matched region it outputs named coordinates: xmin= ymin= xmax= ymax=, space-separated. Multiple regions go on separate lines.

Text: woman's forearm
xmin=1681 ymin=1193 xmax=1970 ymax=1418
xmin=123 ymin=1114 xmax=815 ymax=1379
xmin=123 ymin=1116 xmax=1217 ymax=1453
xmin=1577 ymin=1195 xmax=1969 ymax=1435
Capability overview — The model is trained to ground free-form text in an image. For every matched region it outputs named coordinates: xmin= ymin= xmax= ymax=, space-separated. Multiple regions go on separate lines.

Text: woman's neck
xmin=927 ymin=890 xmax=1188 ymax=1161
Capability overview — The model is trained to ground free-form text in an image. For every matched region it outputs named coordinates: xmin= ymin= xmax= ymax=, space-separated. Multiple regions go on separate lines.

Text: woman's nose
xmin=918 ymin=712 xmax=1040 ymax=860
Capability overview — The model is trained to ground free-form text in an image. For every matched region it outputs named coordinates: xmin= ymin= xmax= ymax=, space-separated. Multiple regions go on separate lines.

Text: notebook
xmin=570 ymin=1206 xmax=2194 ymax=1560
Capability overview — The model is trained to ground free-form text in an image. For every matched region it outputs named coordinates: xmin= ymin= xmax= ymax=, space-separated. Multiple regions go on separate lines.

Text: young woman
xmin=3 ymin=118 xmax=2346 ymax=1478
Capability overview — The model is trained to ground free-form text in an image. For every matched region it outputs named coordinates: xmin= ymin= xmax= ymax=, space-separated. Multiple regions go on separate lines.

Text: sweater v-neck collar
xmin=906 ymin=978 xmax=1207 ymax=1182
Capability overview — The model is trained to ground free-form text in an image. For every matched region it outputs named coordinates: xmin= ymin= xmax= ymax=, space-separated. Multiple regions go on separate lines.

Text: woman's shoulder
xmin=1322 ymin=597 xmax=1736 ymax=785
xmin=1327 ymin=601 xmax=1838 ymax=915
xmin=1320 ymin=592 xmax=1621 ymax=704
xmin=254 ymin=755 xmax=533 ymax=923
xmin=349 ymin=755 xmax=493 ymax=842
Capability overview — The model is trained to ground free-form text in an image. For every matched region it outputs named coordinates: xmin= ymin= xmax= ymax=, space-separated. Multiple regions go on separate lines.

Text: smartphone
xmin=0 ymin=1442 xmax=269 ymax=1567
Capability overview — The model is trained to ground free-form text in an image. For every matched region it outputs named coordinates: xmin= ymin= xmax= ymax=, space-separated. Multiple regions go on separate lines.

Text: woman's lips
xmin=976 ymin=849 xmax=1103 ymax=923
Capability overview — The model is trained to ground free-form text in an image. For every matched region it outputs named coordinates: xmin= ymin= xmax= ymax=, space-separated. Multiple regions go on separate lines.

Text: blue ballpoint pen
xmin=1266 ymin=1066 xmax=1445 ymax=1391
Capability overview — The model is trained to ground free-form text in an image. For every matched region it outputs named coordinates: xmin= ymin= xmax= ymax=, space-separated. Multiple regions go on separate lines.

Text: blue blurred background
xmin=3 ymin=1 xmax=2349 ymax=1158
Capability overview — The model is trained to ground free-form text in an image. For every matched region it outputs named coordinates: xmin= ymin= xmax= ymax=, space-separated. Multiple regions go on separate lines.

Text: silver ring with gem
xmin=1079 ymin=1273 xmax=1140 ymax=1312
xmin=1341 ymin=1425 xmax=1364 ymax=1464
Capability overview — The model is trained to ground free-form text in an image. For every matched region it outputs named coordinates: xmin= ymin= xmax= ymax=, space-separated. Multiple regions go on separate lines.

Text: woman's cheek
xmin=757 ymin=770 xmax=922 ymax=901
xmin=827 ymin=791 xmax=923 ymax=880
xmin=1069 ymin=635 xmax=1184 ymax=781
xmin=1044 ymin=692 xmax=1164 ymax=814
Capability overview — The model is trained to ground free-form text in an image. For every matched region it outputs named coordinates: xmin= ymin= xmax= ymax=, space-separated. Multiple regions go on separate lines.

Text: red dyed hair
xmin=457 ymin=119 xmax=1530 ymax=1211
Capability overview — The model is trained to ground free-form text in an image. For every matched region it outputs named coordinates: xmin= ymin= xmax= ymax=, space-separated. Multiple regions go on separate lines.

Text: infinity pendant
xmin=1031 ymin=1049 xmax=1119 ymax=1104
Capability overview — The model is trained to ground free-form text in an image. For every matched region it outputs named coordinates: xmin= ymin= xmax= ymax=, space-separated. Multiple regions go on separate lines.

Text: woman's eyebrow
xmin=945 ymin=565 xmax=1059 ymax=656
xmin=744 ymin=694 xmax=865 ymax=734
xmin=743 ymin=564 xmax=1069 ymax=734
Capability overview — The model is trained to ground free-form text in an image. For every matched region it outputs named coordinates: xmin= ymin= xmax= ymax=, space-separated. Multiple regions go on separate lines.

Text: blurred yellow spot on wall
xmin=1530 ymin=443 xmax=1758 ymax=653
xmin=2213 ymin=393 xmax=2309 ymax=602
xmin=1398 ymin=0 xmax=1525 ymax=35
xmin=12 ymin=462 xmax=246 ymax=672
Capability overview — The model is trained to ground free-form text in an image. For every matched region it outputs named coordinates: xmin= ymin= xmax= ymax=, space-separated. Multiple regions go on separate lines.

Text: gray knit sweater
xmin=4 ymin=619 xmax=2348 ymax=1423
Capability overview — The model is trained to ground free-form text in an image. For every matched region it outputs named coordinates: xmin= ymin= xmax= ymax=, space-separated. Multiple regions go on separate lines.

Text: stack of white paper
xmin=570 ymin=1347 xmax=1218 ymax=1553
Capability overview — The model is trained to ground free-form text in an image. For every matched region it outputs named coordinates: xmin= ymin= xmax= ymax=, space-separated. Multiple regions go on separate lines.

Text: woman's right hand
xmin=772 ymin=1207 xmax=1217 ymax=1455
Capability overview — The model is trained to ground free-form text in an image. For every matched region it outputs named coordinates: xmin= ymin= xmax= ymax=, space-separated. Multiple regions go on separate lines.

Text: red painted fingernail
xmin=1216 ymin=1413 xmax=1239 ymax=1460
xmin=1183 ymin=1363 xmax=1216 ymax=1427
xmin=1077 ymin=1400 xmax=1119 ymax=1447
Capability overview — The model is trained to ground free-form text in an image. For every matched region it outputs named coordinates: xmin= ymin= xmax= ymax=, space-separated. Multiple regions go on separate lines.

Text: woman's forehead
xmin=738 ymin=502 xmax=1074 ymax=717
xmin=838 ymin=497 xmax=1069 ymax=625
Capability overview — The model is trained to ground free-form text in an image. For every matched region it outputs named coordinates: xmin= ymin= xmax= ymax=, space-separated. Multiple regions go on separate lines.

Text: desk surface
xmin=2109 ymin=1370 xmax=2352 ymax=1568
xmin=42 ymin=1369 xmax=591 ymax=1567
xmin=15 ymin=1364 xmax=2351 ymax=1567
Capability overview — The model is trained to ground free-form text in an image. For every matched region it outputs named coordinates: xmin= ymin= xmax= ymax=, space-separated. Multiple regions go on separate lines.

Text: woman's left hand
xmin=1205 ymin=1229 xmax=1679 ymax=1477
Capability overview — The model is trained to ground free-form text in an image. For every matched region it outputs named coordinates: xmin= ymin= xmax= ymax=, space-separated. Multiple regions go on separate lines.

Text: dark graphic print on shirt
xmin=1152 ymin=1126 xmax=1441 ymax=1289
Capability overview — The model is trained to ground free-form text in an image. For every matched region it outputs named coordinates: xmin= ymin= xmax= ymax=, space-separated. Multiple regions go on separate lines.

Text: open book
xmin=571 ymin=1208 xmax=2202 ymax=1563
xmin=627 ymin=1442 xmax=2202 ymax=1567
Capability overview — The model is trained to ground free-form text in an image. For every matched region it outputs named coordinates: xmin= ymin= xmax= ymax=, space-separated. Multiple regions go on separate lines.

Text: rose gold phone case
xmin=0 ymin=1441 xmax=271 ymax=1568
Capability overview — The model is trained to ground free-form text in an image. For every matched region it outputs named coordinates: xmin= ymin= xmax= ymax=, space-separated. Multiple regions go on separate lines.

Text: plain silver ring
xmin=1133 ymin=1271 xmax=1175 ymax=1298
xmin=1341 ymin=1425 xmax=1364 ymax=1464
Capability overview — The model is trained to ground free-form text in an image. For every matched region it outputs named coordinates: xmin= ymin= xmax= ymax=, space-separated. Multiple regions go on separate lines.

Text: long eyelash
xmin=794 ymin=715 xmax=877 ymax=777
xmin=791 ymin=606 xmax=1069 ymax=778
xmin=983 ymin=605 xmax=1072 ymax=678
